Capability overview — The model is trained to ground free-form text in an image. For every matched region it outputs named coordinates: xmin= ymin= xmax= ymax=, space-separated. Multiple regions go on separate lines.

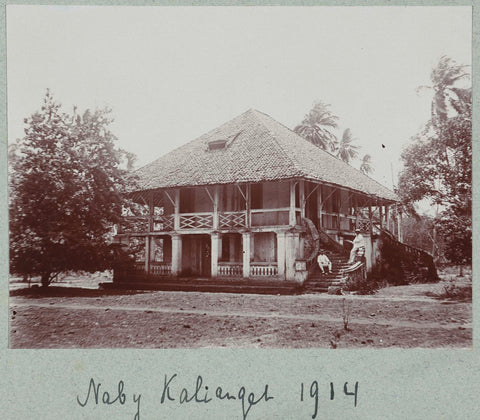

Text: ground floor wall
xmin=115 ymin=228 xmax=308 ymax=283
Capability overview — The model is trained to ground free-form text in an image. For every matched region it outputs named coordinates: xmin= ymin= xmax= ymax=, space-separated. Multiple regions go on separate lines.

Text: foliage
xmin=294 ymin=101 xmax=338 ymax=151
xmin=399 ymin=56 xmax=471 ymax=266
xmin=295 ymin=102 xmax=374 ymax=173
xmin=9 ymin=91 xmax=136 ymax=286
xmin=401 ymin=215 xmax=443 ymax=256
xmin=359 ymin=154 xmax=373 ymax=175
xmin=435 ymin=280 xmax=472 ymax=302
xmin=335 ymin=128 xmax=360 ymax=164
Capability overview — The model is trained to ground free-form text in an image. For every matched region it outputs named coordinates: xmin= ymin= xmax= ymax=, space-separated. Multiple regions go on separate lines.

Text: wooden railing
xmin=179 ymin=212 xmax=213 ymax=229
xmin=218 ymin=262 xmax=243 ymax=277
xmin=317 ymin=226 xmax=349 ymax=257
xmin=219 ymin=211 xmax=247 ymax=229
xmin=152 ymin=215 xmax=174 ymax=232
xmin=379 ymin=228 xmax=438 ymax=282
xmin=250 ymin=263 xmax=278 ymax=277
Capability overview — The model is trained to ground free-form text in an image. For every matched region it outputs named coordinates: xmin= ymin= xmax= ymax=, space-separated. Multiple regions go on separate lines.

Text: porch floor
xmin=103 ymin=276 xmax=301 ymax=295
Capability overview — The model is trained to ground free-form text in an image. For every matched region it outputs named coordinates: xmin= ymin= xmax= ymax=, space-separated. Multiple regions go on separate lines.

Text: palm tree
xmin=334 ymin=128 xmax=360 ymax=164
xmin=294 ymin=102 xmax=338 ymax=151
xmin=359 ymin=154 xmax=373 ymax=175
xmin=417 ymin=56 xmax=470 ymax=124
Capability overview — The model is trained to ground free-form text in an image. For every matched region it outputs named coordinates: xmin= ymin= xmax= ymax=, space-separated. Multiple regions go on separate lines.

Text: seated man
xmin=317 ymin=251 xmax=332 ymax=274
xmin=347 ymin=229 xmax=366 ymax=263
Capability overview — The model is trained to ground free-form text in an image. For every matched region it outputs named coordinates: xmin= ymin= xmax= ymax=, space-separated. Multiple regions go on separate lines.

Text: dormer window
xmin=207 ymin=139 xmax=228 ymax=151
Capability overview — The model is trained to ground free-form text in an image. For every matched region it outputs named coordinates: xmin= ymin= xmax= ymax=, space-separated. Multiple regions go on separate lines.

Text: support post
xmin=213 ymin=186 xmax=219 ymax=230
xmin=299 ymin=179 xmax=305 ymax=220
xmin=246 ymin=184 xmax=251 ymax=228
xmin=171 ymin=234 xmax=182 ymax=276
xmin=211 ymin=233 xmax=219 ymax=277
xmin=148 ymin=191 xmax=154 ymax=232
xmin=289 ymin=180 xmax=296 ymax=226
xmin=285 ymin=232 xmax=296 ymax=281
xmin=173 ymin=189 xmax=180 ymax=230
xmin=276 ymin=231 xmax=286 ymax=279
xmin=144 ymin=236 xmax=150 ymax=274
xmin=317 ymin=184 xmax=323 ymax=229
xmin=242 ymin=232 xmax=251 ymax=278
xmin=398 ymin=208 xmax=403 ymax=242
xmin=368 ymin=201 xmax=373 ymax=236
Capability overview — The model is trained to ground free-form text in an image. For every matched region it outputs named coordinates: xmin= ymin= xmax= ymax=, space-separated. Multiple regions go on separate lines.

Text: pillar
xmin=242 ymin=232 xmax=251 ymax=278
xmin=299 ymin=180 xmax=305 ymax=219
xmin=363 ymin=233 xmax=373 ymax=272
xmin=317 ymin=184 xmax=323 ymax=229
xmin=289 ymin=180 xmax=296 ymax=226
xmin=276 ymin=231 xmax=286 ymax=279
xmin=398 ymin=209 xmax=403 ymax=242
xmin=285 ymin=232 xmax=297 ymax=281
xmin=211 ymin=233 xmax=219 ymax=277
xmin=171 ymin=234 xmax=182 ymax=276
xmin=213 ymin=186 xmax=219 ymax=230
xmin=144 ymin=236 xmax=150 ymax=274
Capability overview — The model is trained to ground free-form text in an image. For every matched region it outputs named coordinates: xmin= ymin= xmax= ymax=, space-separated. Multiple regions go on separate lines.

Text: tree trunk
xmin=41 ymin=272 xmax=51 ymax=288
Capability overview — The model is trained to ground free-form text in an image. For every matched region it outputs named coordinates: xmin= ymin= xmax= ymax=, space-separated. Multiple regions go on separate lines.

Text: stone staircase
xmin=302 ymin=250 xmax=351 ymax=293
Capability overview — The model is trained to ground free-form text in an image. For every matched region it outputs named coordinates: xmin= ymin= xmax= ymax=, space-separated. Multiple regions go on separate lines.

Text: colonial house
xmin=113 ymin=109 xmax=435 ymax=293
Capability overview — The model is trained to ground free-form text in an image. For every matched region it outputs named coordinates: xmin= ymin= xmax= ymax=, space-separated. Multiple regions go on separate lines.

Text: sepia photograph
xmin=7 ymin=6 xmax=472 ymax=349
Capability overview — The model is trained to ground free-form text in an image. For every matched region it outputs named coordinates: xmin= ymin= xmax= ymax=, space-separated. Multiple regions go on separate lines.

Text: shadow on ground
xmin=10 ymin=286 xmax=147 ymax=299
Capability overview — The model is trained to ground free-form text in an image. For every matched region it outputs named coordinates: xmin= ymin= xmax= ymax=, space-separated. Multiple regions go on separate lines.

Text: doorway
xmin=181 ymin=234 xmax=211 ymax=277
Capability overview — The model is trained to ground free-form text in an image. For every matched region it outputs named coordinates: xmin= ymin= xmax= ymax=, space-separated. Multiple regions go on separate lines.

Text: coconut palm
xmin=334 ymin=128 xmax=360 ymax=164
xmin=294 ymin=102 xmax=338 ymax=151
xmin=359 ymin=154 xmax=373 ymax=175
xmin=417 ymin=56 xmax=470 ymax=124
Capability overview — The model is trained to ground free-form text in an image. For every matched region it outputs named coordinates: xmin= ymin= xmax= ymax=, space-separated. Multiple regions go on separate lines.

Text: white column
xmin=285 ymin=232 xmax=296 ymax=281
xmin=276 ymin=231 xmax=286 ymax=280
xmin=144 ymin=236 xmax=150 ymax=274
xmin=242 ymin=232 xmax=251 ymax=278
xmin=299 ymin=179 xmax=305 ymax=220
xmin=398 ymin=209 xmax=403 ymax=242
xmin=211 ymin=233 xmax=219 ymax=277
xmin=317 ymin=184 xmax=323 ymax=229
xmin=171 ymin=234 xmax=182 ymax=276
xmin=246 ymin=184 xmax=251 ymax=228
xmin=289 ymin=180 xmax=296 ymax=226
xmin=173 ymin=189 xmax=180 ymax=230
xmin=213 ymin=186 xmax=219 ymax=230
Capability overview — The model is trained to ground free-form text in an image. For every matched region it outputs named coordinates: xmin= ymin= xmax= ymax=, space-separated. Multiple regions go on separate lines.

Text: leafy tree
xmin=417 ymin=55 xmax=470 ymax=123
xmin=9 ymin=91 xmax=135 ymax=287
xmin=359 ymin=154 xmax=373 ymax=175
xmin=399 ymin=57 xmax=471 ymax=266
xmin=294 ymin=101 xmax=338 ymax=151
xmin=334 ymin=128 xmax=360 ymax=164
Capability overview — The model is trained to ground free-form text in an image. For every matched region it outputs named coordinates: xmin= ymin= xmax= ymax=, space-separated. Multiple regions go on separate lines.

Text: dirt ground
xmin=9 ymin=272 xmax=472 ymax=349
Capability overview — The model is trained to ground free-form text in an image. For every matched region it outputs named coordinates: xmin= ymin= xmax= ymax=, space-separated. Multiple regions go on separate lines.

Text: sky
xmin=7 ymin=6 xmax=472 ymax=194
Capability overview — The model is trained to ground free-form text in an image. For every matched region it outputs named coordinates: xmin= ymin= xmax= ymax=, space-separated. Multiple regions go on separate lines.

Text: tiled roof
xmin=133 ymin=109 xmax=398 ymax=202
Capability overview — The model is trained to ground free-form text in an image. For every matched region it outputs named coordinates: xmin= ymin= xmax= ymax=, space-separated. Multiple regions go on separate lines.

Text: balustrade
xmin=217 ymin=263 xmax=243 ymax=277
xmin=179 ymin=213 xmax=213 ymax=229
xmin=218 ymin=211 xmax=247 ymax=229
xmin=152 ymin=215 xmax=174 ymax=232
xmin=250 ymin=263 xmax=278 ymax=277
xmin=150 ymin=263 xmax=172 ymax=276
